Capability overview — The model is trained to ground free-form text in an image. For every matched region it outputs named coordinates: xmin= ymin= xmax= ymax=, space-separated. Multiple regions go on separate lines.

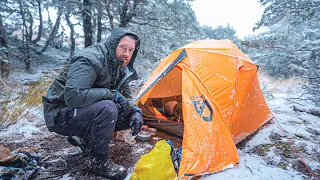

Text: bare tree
xmin=32 ymin=0 xmax=43 ymax=43
xmin=65 ymin=12 xmax=76 ymax=58
xmin=18 ymin=0 xmax=31 ymax=71
xmin=82 ymin=0 xmax=93 ymax=47
xmin=92 ymin=12 xmax=97 ymax=43
xmin=0 ymin=14 xmax=8 ymax=47
xmin=37 ymin=7 xmax=63 ymax=54
xmin=18 ymin=0 xmax=29 ymax=47
xmin=106 ymin=0 xmax=114 ymax=29
xmin=96 ymin=2 xmax=103 ymax=43
xmin=119 ymin=0 xmax=143 ymax=28
xmin=26 ymin=7 xmax=34 ymax=42
xmin=0 ymin=49 xmax=9 ymax=78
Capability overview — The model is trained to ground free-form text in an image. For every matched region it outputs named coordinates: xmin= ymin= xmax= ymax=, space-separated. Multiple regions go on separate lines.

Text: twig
xmin=286 ymin=98 xmax=306 ymax=106
xmin=3 ymin=11 xmax=14 ymax=22
xmin=293 ymin=105 xmax=320 ymax=117
xmin=286 ymin=93 xmax=311 ymax=102
xmin=245 ymin=165 xmax=253 ymax=175
xmin=41 ymin=156 xmax=50 ymax=162
xmin=0 ymin=77 xmax=12 ymax=89
xmin=130 ymin=20 xmax=173 ymax=31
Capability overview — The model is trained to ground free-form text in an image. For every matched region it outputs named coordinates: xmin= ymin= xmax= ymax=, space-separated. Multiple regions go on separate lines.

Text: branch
xmin=142 ymin=11 xmax=154 ymax=18
xmin=101 ymin=27 xmax=112 ymax=31
xmin=0 ymin=76 xmax=11 ymax=89
xmin=286 ymin=99 xmax=306 ymax=106
xmin=69 ymin=0 xmax=82 ymax=5
xmin=82 ymin=9 xmax=92 ymax=17
xmin=106 ymin=0 xmax=114 ymax=28
xmin=244 ymin=43 xmax=313 ymax=52
xmin=133 ymin=13 xmax=158 ymax=21
xmin=119 ymin=0 xmax=130 ymax=27
xmin=29 ymin=46 xmax=40 ymax=54
xmin=133 ymin=0 xmax=143 ymax=9
xmin=37 ymin=7 xmax=63 ymax=54
xmin=130 ymin=20 xmax=173 ymax=31
xmin=292 ymin=105 xmax=320 ymax=117
xmin=97 ymin=0 xmax=108 ymax=7
xmin=285 ymin=5 xmax=320 ymax=11
xmin=3 ymin=12 xmax=14 ymax=22
xmin=72 ymin=22 xmax=82 ymax=26
xmin=146 ymin=16 xmax=159 ymax=21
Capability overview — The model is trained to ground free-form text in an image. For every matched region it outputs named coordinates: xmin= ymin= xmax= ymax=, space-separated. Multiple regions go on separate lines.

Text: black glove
xmin=130 ymin=111 xmax=143 ymax=136
xmin=112 ymin=90 xmax=130 ymax=118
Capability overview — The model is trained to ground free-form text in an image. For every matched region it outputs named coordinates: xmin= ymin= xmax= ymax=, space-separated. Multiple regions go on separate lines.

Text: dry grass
xmin=258 ymin=71 xmax=305 ymax=100
xmin=22 ymin=79 xmax=52 ymax=106
xmin=0 ymin=78 xmax=52 ymax=127
xmin=259 ymin=71 xmax=304 ymax=88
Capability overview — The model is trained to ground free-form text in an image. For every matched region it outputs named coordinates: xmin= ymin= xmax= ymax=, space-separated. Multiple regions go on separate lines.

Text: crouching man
xmin=42 ymin=28 xmax=143 ymax=179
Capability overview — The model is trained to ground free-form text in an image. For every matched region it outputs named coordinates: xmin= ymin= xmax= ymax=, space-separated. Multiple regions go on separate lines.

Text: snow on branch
xmin=293 ymin=105 xmax=320 ymax=117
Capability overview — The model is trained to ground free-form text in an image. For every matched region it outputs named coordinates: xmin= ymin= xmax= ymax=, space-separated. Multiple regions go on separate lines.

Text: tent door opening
xmin=138 ymin=66 xmax=184 ymax=137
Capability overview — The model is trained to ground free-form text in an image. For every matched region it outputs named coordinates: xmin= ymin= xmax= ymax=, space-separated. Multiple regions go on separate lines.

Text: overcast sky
xmin=191 ymin=0 xmax=265 ymax=38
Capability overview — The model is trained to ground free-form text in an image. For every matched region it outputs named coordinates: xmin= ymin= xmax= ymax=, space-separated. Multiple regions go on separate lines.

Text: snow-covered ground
xmin=202 ymin=76 xmax=320 ymax=179
xmin=0 ymin=50 xmax=319 ymax=179
xmin=6 ymin=45 xmax=69 ymax=84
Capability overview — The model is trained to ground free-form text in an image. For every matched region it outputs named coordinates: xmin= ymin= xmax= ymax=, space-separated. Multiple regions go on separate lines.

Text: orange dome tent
xmin=135 ymin=40 xmax=274 ymax=178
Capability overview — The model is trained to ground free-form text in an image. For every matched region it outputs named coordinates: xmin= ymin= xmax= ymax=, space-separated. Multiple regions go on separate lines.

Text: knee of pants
xmin=95 ymin=100 xmax=118 ymax=117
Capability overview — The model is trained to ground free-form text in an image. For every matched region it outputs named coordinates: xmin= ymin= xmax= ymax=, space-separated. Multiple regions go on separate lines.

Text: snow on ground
xmin=203 ymin=75 xmax=320 ymax=179
xmin=0 ymin=108 xmax=43 ymax=140
xmin=202 ymin=151 xmax=304 ymax=180
xmin=6 ymin=46 xmax=69 ymax=84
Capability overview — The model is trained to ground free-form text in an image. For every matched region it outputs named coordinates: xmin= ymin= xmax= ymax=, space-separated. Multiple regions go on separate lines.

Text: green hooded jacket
xmin=42 ymin=28 xmax=141 ymax=131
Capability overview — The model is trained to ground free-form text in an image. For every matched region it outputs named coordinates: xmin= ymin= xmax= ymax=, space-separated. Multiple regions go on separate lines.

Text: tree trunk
xmin=0 ymin=14 xmax=8 ymax=47
xmin=18 ymin=0 xmax=29 ymax=47
xmin=32 ymin=0 xmax=43 ymax=43
xmin=46 ymin=7 xmax=53 ymax=29
xmin=106 ymin=0 xmax=114 ymax=29
xmin=18 ymin=0 xmax=31 ymax=71
xmin=97 ymin=4 xmax=102 ymax=43
xmin=65 ymin=12 xmax=75 ymax=58
xmin=119 ymin=0 xmax=130 ymax=27
xmin=82 ymin=0 xmax=92 ymax=47
xmin=22 ymin=48 xmax=31 ymax=71
xmin=0 ymin=50 xmax=9 ymax=78
xmin=27 ymin=8 xmax=33 ymax=42
xmin=38 ymin=8 xmax=62 ymax=55
xmin=119 ymin=0 xmax=141 ymax=28
xmin=92 ymin=15 xmax=96 ymax=43
xmin=293 ymin=105 xmax=320 ymax=117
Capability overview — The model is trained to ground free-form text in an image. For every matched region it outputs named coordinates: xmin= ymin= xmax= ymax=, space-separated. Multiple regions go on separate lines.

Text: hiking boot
xmin=90 ymin=157 xmax=127 ymax=180
xmin=67 ymin=136 xmax=90 ymax=156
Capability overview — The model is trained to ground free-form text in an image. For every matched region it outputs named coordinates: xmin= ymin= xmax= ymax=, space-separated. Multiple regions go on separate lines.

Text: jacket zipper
xmin=116 ymin=66 xmax=134 ymax=90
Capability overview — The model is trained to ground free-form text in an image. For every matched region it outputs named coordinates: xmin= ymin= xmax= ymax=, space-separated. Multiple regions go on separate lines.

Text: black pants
xmin=53 ymin=100 xmax=130 ymax=158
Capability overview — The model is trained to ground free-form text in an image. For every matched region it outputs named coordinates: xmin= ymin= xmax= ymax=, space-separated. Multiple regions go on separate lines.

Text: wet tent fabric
xmin=135 ymin=40 xmax=274 ymax=177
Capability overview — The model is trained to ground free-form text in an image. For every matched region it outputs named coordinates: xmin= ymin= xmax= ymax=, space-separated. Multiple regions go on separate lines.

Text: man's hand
xmin=130 ymin=112 xmax=143 ymax=136
xmin=112 ymin=90 xmax=130 ymax=117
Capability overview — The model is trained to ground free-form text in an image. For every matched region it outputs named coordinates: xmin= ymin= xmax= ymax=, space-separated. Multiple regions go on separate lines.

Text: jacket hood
xmin=104 ymin=28 xmax=140 ymax=75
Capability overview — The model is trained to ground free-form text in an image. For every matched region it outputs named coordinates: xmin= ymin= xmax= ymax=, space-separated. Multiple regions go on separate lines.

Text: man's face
xmin=115 ymin=35 xmax=136 ymax=67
